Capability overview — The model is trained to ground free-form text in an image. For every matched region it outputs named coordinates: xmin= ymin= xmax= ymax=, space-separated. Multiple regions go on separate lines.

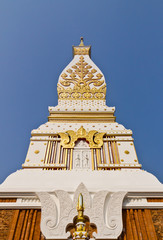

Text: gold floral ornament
xmin=57 ymin=56 xmax=106 ymax=100
xmin=58 ymin=126 xmax=105 ymax=148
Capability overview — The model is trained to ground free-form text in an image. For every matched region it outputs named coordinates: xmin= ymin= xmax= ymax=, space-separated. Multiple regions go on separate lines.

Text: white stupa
xmin=0 ymin=38 xmax=162 ymax=240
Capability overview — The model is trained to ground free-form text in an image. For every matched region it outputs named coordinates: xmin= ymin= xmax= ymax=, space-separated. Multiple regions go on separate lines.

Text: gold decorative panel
xmin=73 ymin=47 xmax=90 ymax=56
xmin=58 ymin=126 xmax=105 ymax=149
xmin=57 ymin=56 xmax=106 ymax=100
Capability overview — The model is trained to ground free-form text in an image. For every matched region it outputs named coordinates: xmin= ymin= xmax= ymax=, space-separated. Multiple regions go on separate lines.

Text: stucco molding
xmin=37 ymin=184 xmax=127 ymax=239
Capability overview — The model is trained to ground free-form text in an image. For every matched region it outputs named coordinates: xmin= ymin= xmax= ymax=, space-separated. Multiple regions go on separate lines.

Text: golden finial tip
xmin=77 ymin=193 xmax=84 ymax=210
xmin=79 ymin=37 xmax=84 ymax=46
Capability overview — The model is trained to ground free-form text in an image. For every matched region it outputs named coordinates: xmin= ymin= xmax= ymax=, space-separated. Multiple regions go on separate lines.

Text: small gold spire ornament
xmin=73 ymin=194 xmax=89 ymax=240
xmin=79 ymin=37 xmax=85 ymax=46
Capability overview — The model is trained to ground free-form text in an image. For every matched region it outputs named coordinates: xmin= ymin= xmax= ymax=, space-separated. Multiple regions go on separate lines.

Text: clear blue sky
xmin=0 ymin=0 xmax=162 ymax=183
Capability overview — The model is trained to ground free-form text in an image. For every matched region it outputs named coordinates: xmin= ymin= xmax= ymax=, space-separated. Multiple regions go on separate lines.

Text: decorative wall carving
xmin=37 ymin=184 xmax=127 ymax=239
xmin=73 ymin=141 xmax=91 ymax=170
xmin=37 ymin=192 xmax=58 ymax=238
xmin=57 ymin=56 xmax=106 ymax=100
xmin=59 ymin=126 xmax=105 ymax=149
xmin=73 ymin=183 xmax=91 ymax=209
xmin=106 ymin=192 xmax=127 ymax=238
xmin=75 ymin=140 xmax=89 ymax=148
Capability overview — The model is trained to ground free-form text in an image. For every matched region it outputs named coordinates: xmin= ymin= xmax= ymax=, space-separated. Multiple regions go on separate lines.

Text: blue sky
xmin=0 ymin=0 xmax=162 ymax=183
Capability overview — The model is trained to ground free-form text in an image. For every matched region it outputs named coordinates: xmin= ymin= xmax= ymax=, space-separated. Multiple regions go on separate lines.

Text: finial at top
xmin=72 ymin=37 xmax=91 ymax=58
xmin=72 ymin=193 xmax=89 ymax=240
xmin=77 ymin=193 xmax=84 ymax=222
xmin=79 ymin=37 xmax=85 ymax=46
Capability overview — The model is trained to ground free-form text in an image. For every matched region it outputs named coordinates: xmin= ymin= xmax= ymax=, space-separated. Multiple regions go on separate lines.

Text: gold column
xmin=91 ymin=149 xmax=94 ymax=170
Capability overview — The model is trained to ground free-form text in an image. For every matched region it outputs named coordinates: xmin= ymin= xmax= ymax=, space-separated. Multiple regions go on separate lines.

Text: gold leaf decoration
xmin=57 ymin=56 xmax=106 ymax=100
xmin=58 ymin=126 xmax=105 ymax=149
xmin=59 ymin=132 xmax=70 ymax=146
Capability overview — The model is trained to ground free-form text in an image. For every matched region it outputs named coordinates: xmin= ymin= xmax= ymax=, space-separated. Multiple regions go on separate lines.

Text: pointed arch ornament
xmin=37 ymin=183 xmax=127 ymax=239
xmin=58 ymin=126 xmax=105 ymax=149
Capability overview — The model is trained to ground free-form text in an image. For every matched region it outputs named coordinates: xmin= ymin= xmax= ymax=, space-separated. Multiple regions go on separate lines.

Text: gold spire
xmin=77 ymin=193 xmax=85 ymax=222
xmin=79 ymin=37 xmax=85 ymax=46
xmin=73 ymin=193 xmax=89 ymax=240
xmin=72 ymin=38 xmax=91 ymax=57
xmin=57 ymin=39 xmax=106 ymax=101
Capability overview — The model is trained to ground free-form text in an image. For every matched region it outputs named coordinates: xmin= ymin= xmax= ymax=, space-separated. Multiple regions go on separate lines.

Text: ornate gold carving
xmin=59 ymin=132 xmax=70 ymax=146
xmin=73 ymin=37 xmax=91 ymax=56
xmin=57 ymin=56 xmax=106 ymax=100
xmin=73 ymin=47 xmax=90 ymax=55
xmin=58 ymin=126 xmax=105 ymax=148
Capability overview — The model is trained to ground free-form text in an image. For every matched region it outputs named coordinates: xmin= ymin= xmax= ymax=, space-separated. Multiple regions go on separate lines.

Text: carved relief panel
xmin=37 ymin=183 xmax=127 ymax=240
xmin=73 ymin=140 xmax=91 ymax=170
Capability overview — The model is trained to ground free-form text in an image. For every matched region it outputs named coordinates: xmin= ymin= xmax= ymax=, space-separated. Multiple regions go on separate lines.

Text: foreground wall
xmin=0 ymin=208 xmax=43 ymax=240
xmin=0 ymin=201 xmax=162 ymax=240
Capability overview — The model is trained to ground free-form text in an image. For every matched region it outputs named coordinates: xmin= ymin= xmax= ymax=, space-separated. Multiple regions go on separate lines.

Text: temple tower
xmin=0 ymin=38 xmax=162 ymax=240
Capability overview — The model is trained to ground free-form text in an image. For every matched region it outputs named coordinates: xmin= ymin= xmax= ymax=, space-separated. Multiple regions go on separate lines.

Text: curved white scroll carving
xmin=91 ymin=191 xmax=111 ymax=237
xmin=36 ymin=192 xmax=58 ymax=238
xmin=53 ymin=190 xmax=73 ymax=237
xmin=106 ymin=191 xmax=127 ymax=237
xmin=91 ymin=191 xmax=127 ymax=239
xmin=37 ymin=185 xmax=127 ymax=239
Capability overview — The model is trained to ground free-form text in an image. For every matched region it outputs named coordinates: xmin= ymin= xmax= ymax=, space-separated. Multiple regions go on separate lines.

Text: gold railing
xmin=91 ymin=136 xmax=120 ymax=170
xmin=43 ymin=135 xmax=139 ymax=170
xmin=43 ymin=136 xmax=74 ymax=170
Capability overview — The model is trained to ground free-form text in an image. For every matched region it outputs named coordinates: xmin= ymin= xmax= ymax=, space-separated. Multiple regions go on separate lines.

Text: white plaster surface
xmin=33 ymin=121 xmax=130 ymax=134
xmin=49 ymin=101 xmax=115 ymax=112
xmin=117 ymin=141 xmax=138 ymax=164
xmin=0 ymin=169 xmax=162 ymax=193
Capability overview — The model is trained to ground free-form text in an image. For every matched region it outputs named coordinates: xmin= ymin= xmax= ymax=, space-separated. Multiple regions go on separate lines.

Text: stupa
xmin=0 ymin=38 xmax=163 ymax=240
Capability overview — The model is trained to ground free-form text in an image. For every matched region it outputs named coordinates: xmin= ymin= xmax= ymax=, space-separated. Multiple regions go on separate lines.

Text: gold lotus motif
xmin=57 ymin=56 xmax=106 ymax=100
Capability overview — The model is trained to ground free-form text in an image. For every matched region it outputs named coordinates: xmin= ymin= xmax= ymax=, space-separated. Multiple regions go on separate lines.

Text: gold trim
xmin=23 ymin=164 xmax=67 ymax=169
xmin=48 ymin=112 xmax=116 ymax=122
xmin=96 ymin=149 xmax=100 ymax=170
xmin=107 ymin=141 xmax=111 ymax=164
xmin=70 ymin=148 xmax=73 ymax=170
xmin=102 ymin=145 xmax=106 ymax=164
xmin=97 ymin=164 xmax=142 ymax=169
xmin=65 ymin=149 xmax=68 ymax=169
xmin=91 ymin=149 xmax=94 ymax=170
